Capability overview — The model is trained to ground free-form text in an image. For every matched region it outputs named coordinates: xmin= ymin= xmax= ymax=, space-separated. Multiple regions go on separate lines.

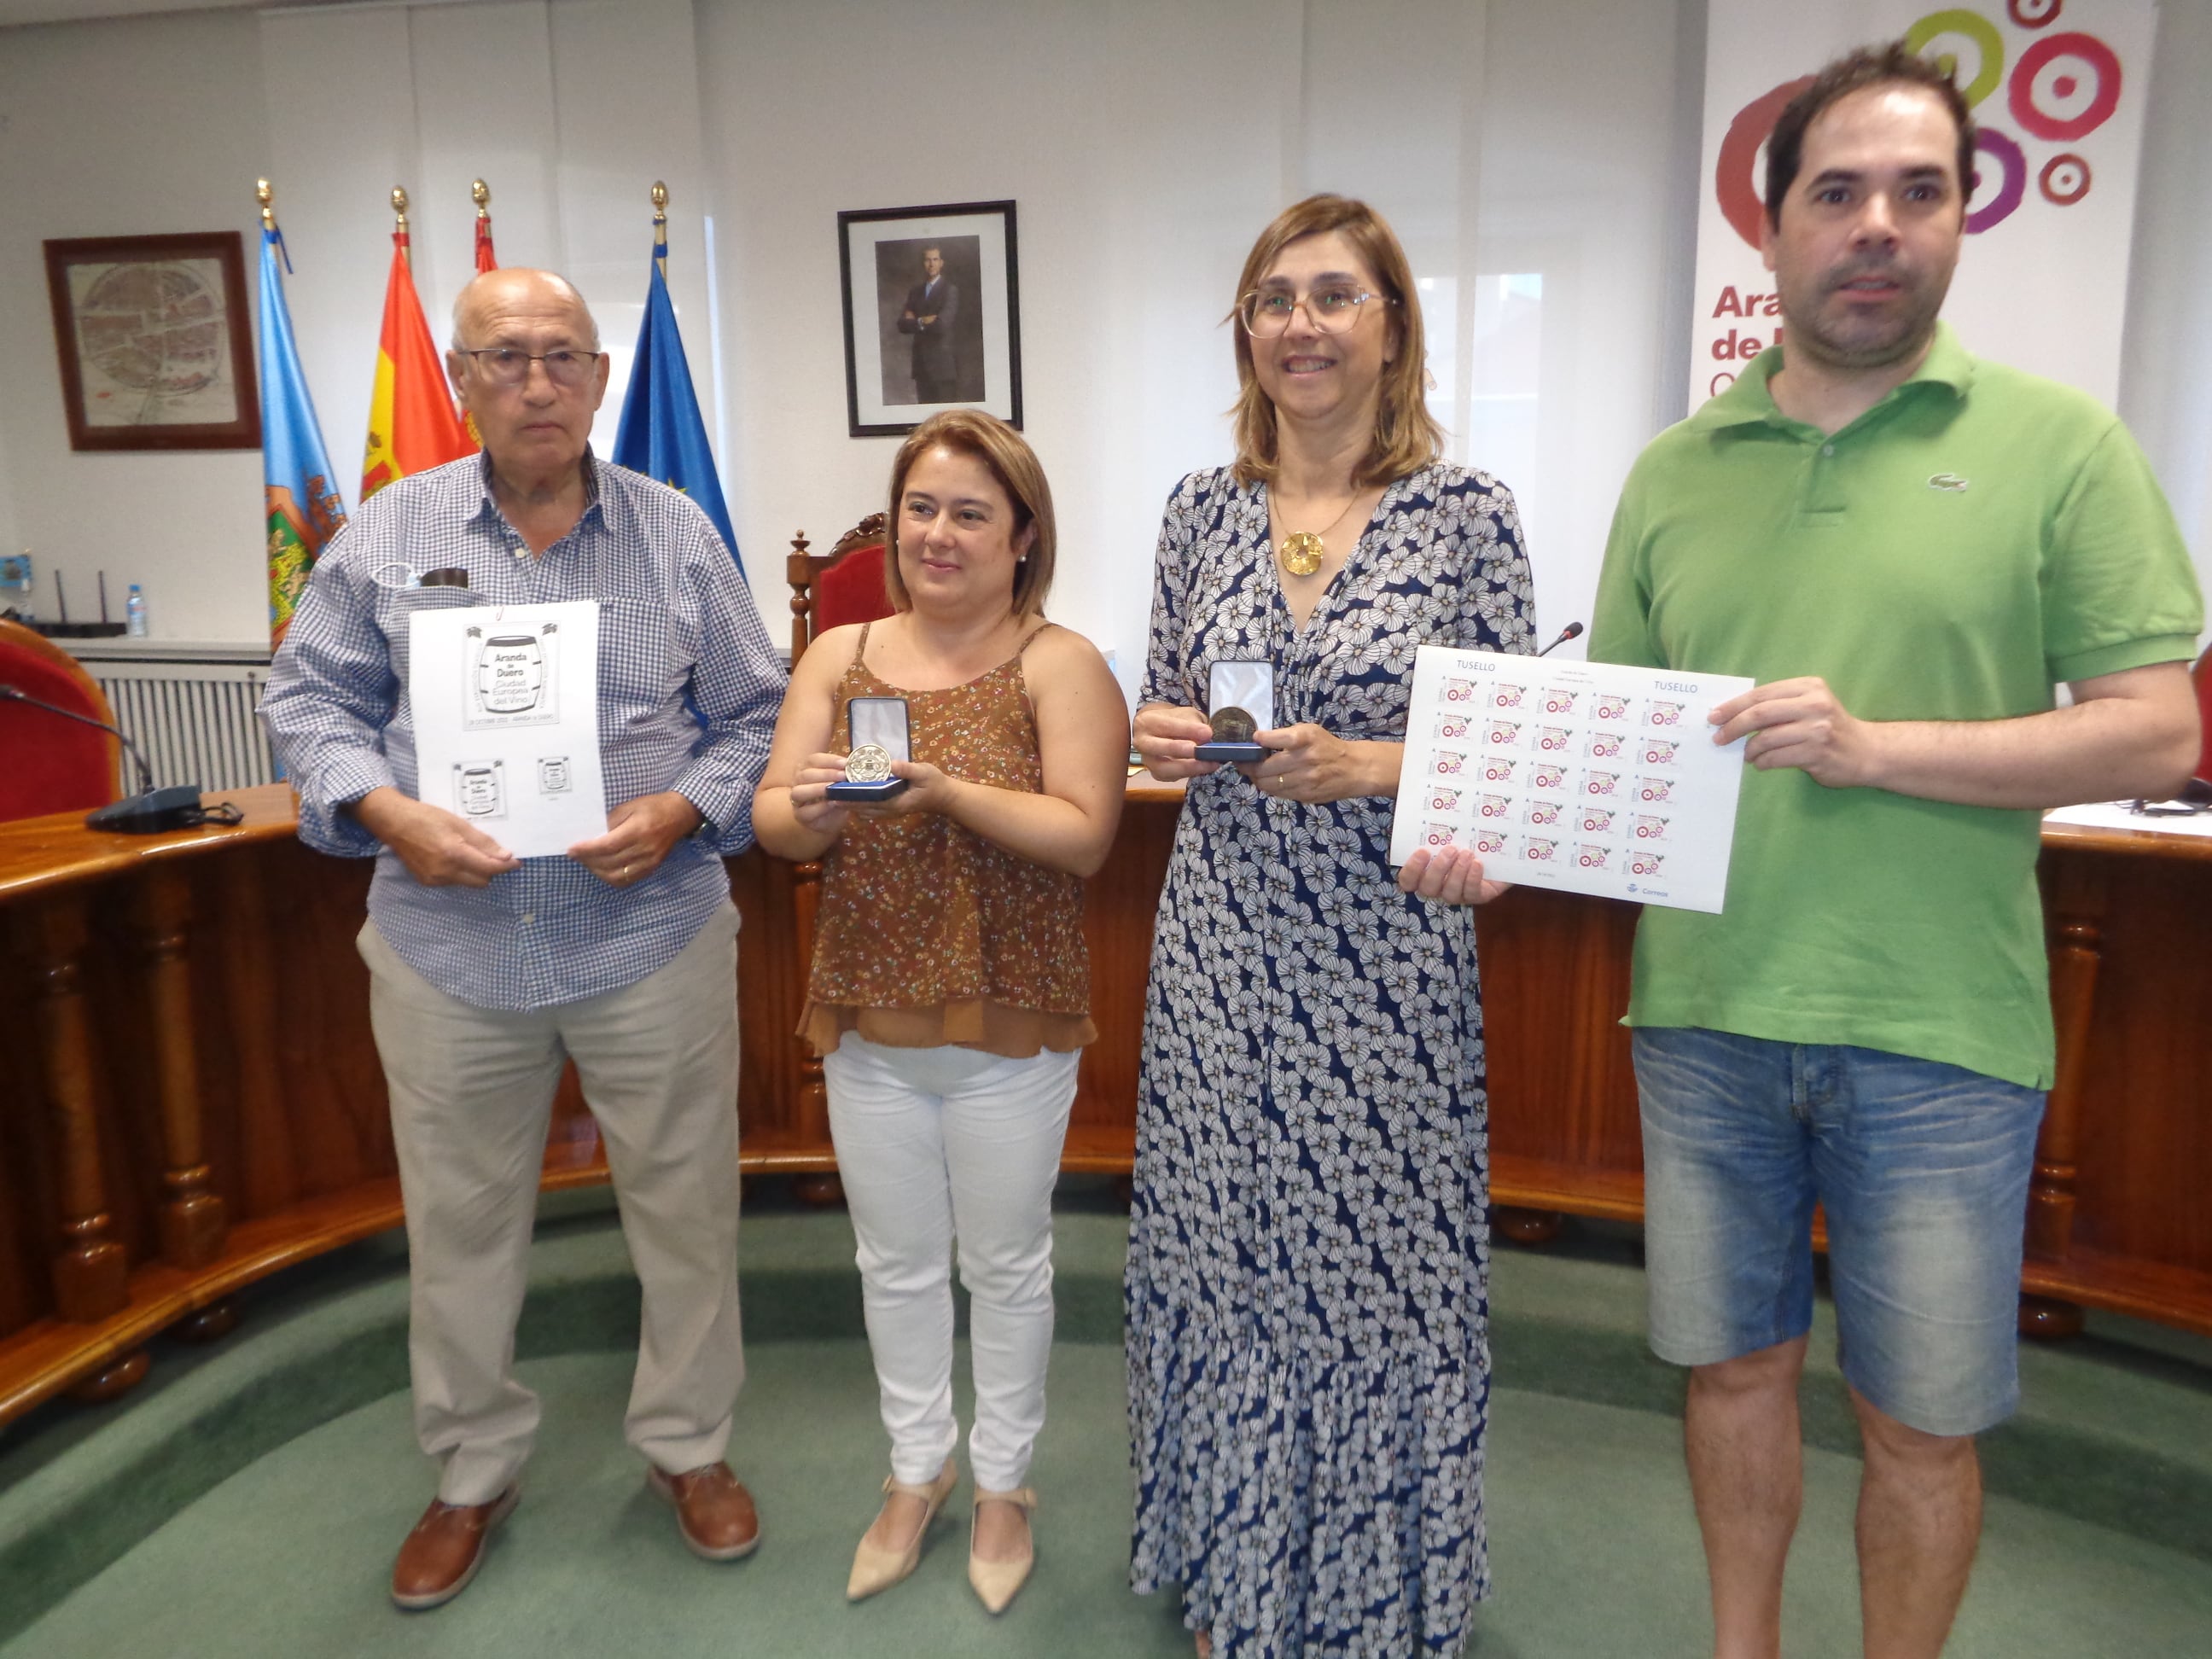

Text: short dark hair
xmin=1764 ymin=39 xmax=1976 ymax=228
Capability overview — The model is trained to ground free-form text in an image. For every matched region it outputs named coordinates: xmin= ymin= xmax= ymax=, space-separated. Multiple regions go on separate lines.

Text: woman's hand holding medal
xmin=1241 ymin=724 xmax=1393 ymax=803
xmin=851 ymin=755 xmax=959 ymax=819
xmin=789 ymin=752 xmax=859 ymax=835
xmin=792 ymin=748 xmax=963 ymax=830
xmin=1133 ymin=703 xmax=1224 ymax=781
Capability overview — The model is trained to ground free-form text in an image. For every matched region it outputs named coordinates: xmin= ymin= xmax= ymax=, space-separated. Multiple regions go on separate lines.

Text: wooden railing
xmin=3 ymin=783 xmax=2209 ymax=1426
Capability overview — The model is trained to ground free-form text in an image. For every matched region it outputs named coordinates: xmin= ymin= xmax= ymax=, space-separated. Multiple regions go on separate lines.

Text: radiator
xmin=86 ymin=656 xmax=277 ymax=794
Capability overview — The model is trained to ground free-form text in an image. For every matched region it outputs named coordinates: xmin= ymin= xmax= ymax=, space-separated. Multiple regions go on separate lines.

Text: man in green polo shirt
xmin=1586 ymin=42 xmax=2202 ymax=1659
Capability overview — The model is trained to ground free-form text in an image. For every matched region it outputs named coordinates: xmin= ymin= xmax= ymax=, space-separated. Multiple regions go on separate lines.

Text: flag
xmin=361 ymin=230 xmax=474 ymax=501
xmin=613 ymin=248 xmax=742 ymax=575
xmin=258 ymin=226 xmax=347 ymax=649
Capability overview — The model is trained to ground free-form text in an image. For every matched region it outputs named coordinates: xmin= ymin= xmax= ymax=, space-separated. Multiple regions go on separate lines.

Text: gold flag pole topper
xmin=256 ymin=178 xmax=276 ymax=233
xmin=473 ymin=178 xmax=490 ymax=222
xmin=390 ymin=186 xmax=411 ymax=265
xmin=652 ymin=180 xmax=668 ymax=278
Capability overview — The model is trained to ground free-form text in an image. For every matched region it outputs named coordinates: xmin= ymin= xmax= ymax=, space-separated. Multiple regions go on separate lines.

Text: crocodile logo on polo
xmin=1927 ymin=473 xmax=1970 ymax=493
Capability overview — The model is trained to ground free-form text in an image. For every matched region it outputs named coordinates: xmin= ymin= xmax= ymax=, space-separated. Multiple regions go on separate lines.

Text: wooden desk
xmin=3 ymin=784 xmax=2209 ymax=1427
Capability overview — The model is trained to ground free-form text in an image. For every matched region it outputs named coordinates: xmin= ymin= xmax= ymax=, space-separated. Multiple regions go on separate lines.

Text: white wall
xmin=2118 ymin=0 xmax=2212 ymax=610
xmin=701 ymin=0 xmax=1303 ymax=690
xmin=0 ymin=0 xmax=2206 ymax=660
xmin=0 ymin=9 xmax=268 ymax=639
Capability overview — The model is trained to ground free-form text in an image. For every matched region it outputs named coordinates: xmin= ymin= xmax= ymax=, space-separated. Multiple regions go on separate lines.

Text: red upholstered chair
xmin=0 ymin=619 xmax=121 ymax=822
xmin=2185 ymin=646 xmax=2212 ymax=805
xmin=786 ymin=514 xmax=895 ymax=664
xmin=0 ymin=619 xmax=120 ymax=827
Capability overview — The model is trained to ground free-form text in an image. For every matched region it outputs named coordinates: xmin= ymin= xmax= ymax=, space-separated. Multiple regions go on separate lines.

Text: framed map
xmin=44 ymin=232 xmax=261 ymax=451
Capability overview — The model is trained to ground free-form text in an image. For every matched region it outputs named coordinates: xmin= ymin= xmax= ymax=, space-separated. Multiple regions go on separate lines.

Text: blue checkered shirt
xmin=262 ymin=451 xmax=787 ymax=1010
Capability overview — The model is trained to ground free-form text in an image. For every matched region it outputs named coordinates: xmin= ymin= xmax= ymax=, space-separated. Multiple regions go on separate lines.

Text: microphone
xmin=1535 ymin=620 xmax=1585 ymax=658
xmin=0 ymin=684 xmax=207 ymax=833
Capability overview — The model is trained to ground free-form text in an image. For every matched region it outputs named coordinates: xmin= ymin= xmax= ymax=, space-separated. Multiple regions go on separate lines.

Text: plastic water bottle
xmin=125 ymin=584 xmax=148 ymax=637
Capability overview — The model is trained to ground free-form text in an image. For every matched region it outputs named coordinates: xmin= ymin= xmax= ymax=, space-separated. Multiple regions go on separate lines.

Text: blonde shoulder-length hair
xmin=1228 ymin=194 xmax=1446 ymax=490
xmin=881 ymin=408 xmax=1057 ymax=618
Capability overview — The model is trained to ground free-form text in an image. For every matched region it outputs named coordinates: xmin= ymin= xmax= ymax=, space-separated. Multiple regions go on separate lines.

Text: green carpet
xmin=2 ymin=1182 xmax=2208 ymax=1656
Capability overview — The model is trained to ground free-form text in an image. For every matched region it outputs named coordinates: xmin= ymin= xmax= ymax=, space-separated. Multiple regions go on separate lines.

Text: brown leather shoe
xmin=647 ymin=1462 xmax=761 ymax=1561
xmin=390 ymin=1486 xmax=519 ymax=1610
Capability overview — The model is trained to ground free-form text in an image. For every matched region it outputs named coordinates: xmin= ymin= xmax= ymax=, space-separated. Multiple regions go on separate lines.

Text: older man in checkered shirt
xmin=264 ymin=268 xmax=785 ymax=1611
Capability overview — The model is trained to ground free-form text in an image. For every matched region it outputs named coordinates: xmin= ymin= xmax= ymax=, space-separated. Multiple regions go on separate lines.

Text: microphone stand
xmin=1 ymin=684 xmax=210 ymax=833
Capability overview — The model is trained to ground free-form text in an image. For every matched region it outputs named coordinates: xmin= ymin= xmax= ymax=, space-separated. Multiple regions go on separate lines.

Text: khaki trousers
xmin=361 ymin=906 xmax=744 ymax=1505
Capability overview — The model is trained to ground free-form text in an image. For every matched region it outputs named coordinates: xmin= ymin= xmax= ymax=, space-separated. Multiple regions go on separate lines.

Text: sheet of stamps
xmin=1388 ymin=646 xmax=1754 ymax=913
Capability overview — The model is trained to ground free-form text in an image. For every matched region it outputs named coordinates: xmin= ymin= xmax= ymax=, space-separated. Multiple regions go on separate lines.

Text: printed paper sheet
xmin=1389 ymin=647 xmax=1754 ymax=913
xmin=409 ymin=599 xmax=607 ymax=859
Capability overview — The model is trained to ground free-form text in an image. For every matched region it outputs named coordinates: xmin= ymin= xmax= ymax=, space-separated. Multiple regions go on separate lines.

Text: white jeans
xmin=823 ymin=1034 xmax=1078 ymax=1492
xmin=362 ymin=908 xmax=745 ymax=1505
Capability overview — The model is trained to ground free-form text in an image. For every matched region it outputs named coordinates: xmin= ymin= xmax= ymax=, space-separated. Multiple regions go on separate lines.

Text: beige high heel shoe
xmin=967 ymin=1485 xmax=1038 ymax=1615
xmin=846 ymin=1459 xmax=958 ymax=1601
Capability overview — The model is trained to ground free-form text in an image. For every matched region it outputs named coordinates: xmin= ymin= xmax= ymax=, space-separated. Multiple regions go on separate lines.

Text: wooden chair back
xmin=786 ymin=514 xmax=894 ymax=663
xmin=0 ymin=620 xmax=123 ymax=820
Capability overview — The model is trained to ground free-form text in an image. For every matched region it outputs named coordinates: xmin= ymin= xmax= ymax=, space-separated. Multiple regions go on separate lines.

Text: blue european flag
xmin=613 ymin=251 xmax=742 ymax=577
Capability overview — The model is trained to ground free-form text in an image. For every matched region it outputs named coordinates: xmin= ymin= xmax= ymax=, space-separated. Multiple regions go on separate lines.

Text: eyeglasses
xmin=457 ymin=347 xmax=603 ymax=388
xmin=1237 ymin=284 xmax=1395 ymax=338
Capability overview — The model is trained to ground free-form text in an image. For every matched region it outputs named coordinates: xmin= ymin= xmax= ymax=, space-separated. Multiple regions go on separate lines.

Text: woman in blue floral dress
xmin=1126 ymin=195 xmax=1534 ymax=1656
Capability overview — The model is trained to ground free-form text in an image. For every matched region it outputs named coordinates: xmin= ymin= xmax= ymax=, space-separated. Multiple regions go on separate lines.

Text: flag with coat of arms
xmin=257 ymin=218 xmax=347 ymax=648
xmin=361 ymin=223 xmax=474 ymax=501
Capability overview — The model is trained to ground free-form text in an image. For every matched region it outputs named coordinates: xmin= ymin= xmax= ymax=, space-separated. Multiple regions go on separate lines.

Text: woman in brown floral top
xmin=755 ymin=410 xmax=1127 ymax=1615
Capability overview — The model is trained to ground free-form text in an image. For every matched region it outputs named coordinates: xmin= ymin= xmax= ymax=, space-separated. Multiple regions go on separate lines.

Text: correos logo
xmin=1714 ymin=10 xmax=2123 ymax=258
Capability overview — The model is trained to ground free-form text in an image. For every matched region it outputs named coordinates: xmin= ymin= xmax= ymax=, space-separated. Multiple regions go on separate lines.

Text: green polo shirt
xmin=1589 ymin=324 xmax=2202 ymax=1088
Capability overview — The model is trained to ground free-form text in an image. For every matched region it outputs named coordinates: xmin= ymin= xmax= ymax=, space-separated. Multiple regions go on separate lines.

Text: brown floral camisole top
xmin=799 ymin=622 xmax=1095 ymax=1059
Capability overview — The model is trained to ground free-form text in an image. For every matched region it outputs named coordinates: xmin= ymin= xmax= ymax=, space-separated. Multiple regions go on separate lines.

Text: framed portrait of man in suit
xmin=838 ymin=200 xmax=1022 ymax=438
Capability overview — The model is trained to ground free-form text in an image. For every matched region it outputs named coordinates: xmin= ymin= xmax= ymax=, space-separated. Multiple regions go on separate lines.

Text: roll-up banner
xmin=1691 ymin=0 xmax=2157 ymax=411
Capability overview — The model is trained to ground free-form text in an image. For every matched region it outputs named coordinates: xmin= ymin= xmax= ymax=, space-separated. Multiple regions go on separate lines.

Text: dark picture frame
xmin=838 ymin=200 xmax=1021 ymax=438
xmin=44 ymin=231 xmax=262 ymax=452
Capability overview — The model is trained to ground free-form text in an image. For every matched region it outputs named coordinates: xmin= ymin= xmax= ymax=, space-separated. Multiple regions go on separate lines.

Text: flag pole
xmin=391 ymin=187 xmax=410 ymax=266
xmin=472 ymin=178 xmax=498 ymax=274
xmin=652 ymin=180 xmax=668 ymax=281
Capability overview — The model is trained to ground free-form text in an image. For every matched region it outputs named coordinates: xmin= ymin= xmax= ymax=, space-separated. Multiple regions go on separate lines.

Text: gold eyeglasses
xmin=1236 ymin=285 xmax=1395 ymax=338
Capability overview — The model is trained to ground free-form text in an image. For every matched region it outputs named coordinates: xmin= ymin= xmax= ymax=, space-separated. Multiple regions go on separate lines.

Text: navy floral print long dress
xmin=1126 ymin=462 xmax=1535 ymax=1656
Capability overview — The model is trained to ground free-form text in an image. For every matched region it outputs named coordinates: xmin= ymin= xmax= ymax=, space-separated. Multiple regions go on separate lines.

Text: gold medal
xmin=1210 ymin=706 xmax=1257 ymax=743
xmin=845 ymin=744 xmax=894 ymax=783
xmin=1278 ymin=531 xmax=1326 ymax=577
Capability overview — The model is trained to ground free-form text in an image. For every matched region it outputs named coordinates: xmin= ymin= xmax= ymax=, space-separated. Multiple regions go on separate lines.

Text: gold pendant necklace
xmin=1278 ymin=531 xmax=1326 ymax=577
xmin=1276 ymin=490 xmax=1359 ymax=579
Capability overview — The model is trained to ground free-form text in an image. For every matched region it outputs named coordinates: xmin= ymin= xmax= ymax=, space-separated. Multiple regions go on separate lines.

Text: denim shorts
xmin=1633 ymin=1026 xmax=2046 ymax=1437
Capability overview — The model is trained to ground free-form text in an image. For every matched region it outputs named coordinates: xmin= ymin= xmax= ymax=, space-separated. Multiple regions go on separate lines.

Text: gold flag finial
xmin=390 ymin=186 xmax=410 ymax=231
xmin=473 ymin=178 xmax=490 ymax=217
xmin=256 ymin=178 xmax=275 ymax=232
xmin=650 ymin=180 xmax=669 ymax=276
xmin=651 ymin=179 xmax=668 ymax=221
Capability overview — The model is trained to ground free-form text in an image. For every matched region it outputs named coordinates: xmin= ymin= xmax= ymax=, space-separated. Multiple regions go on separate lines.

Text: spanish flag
xmin=360 ymin=230 xmax=472 ymax=501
